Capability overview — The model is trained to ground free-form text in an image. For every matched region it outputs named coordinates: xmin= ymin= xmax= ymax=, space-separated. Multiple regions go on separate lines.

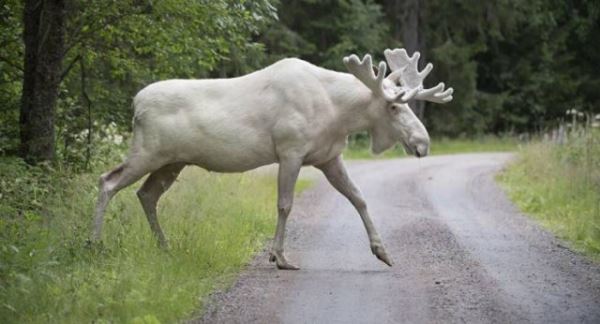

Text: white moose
xmin=92 ymin=48 xmax=453 ymax=270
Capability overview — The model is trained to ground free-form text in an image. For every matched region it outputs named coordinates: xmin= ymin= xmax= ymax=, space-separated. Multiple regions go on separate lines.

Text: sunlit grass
xmin=0 ymin=163 xmax=303 ymax=323
xmin=343 ymin=146 xmax=404 ymax=159
xmin=430 ymin=136 xmax=519 ymax=155
xmin=343 ymin=135 xmax=519 ymax=159
xmin=498 ymin=132 xmax=600 ymax=258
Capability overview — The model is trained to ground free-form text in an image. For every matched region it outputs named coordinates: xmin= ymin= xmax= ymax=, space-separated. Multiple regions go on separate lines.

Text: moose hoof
xmin=269 ymin=252 xmax=300 ymax=270
xmin=157 ymin=239 xmax=170 ymax=250
xmin=85 ymin=238 xmax=100 ymax=249
xmin=371 ymin=244 xmax=393 ymax=267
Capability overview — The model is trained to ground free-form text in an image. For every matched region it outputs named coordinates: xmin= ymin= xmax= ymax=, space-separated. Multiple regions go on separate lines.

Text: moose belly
xmin=149 ymin=118 xmax=277 ymax=172
xmin=186 ymin=142 xmax=277 ymax=173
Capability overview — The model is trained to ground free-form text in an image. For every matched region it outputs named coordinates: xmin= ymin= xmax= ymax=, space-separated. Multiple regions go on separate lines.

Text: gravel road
xmin=194 ymin=153 xmax=600 ymax=324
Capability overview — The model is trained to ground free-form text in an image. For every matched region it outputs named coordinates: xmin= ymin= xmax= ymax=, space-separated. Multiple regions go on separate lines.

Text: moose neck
xmin=322 ymin=72 xmax=381 ymax=136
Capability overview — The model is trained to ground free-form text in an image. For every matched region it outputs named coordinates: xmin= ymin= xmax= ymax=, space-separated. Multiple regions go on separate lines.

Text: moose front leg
xmin=317 ymin=156 xmax=393 ymax=267
xmin=270 ymin=157 xmax=302 ymax=270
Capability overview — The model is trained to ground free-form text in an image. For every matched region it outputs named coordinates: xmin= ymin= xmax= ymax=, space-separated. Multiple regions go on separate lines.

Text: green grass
xmin=430 ymin=136 xmax=519 ymax=155
xmin=0 ymin=158 xmax=310 ymax=323
xmin=343 ymin=135 xmax=519 ymax=159
xmin=497 ymin=131 xmax=600 ymax=258
xmin=343 ymin=146 xmax=404 ymax=159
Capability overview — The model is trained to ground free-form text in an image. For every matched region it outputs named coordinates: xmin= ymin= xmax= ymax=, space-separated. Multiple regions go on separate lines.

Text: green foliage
xmin=423 ymin=0 xmax=600 ymax=135
xmin=0 ymin=154 xmax=285 ymax=323
xmin=0 ymin=0 xmax=24 ymax=153
xmin=0 ymin=0 xmax=278 ymax=165
xmin=498 ymin=129 xmax=600 ymax=257
xmin=55 ymin=0 xmax=277 ymax=165
xmin=261 ymin=0 xmax=390 ymax=69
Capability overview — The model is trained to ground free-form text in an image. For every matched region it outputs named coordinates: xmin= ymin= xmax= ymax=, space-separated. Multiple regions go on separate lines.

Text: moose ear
xmin=387 ymin=103 xmax=401 ymax=116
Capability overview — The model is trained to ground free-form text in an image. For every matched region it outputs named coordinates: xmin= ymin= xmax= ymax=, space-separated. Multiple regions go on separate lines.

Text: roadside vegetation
xmin=0 ymin=146 xmax=287 ymax=323
xmin=498 ymin=127 xmax=600 ymax=258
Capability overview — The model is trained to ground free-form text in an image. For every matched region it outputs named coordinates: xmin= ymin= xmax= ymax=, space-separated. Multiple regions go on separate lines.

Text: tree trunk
xmin=386 ymin=0 xmax=426 ymax=120
xmin=19 ymin=0 xmax=66 ymax=164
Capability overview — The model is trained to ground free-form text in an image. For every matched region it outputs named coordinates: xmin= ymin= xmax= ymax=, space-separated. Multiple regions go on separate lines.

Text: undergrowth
xmin=498 ymin=129 xmax=600 ymax=258
xmin=0 ymin=153 xmax=293 ymax=323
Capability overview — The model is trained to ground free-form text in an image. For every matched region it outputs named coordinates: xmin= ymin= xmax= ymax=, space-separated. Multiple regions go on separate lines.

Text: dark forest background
xmin=1 ymin=0 xmax=599 ymax=166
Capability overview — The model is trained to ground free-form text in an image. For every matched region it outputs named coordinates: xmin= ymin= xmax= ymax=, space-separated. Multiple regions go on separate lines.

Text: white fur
xmin=92 ymin=49 xmax=452 ymax=270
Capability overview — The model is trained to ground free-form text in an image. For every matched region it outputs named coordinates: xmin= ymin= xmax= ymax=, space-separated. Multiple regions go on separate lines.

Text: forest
xmin=1 ymin=0 xmax=599 ymax=166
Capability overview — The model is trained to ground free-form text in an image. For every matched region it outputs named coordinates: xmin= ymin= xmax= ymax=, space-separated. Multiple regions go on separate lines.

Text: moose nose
xmin=415 ymin=144 xmax=429 ymax=158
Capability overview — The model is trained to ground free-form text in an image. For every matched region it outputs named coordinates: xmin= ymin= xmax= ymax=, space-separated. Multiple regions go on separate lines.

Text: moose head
xmin=343 ymin=49 xmax=453 ymax=157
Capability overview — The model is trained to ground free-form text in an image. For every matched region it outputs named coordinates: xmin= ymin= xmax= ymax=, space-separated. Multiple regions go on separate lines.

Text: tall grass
xmin=0 ymin=158 xmax=286 ymax=323
xmin=498 ymin=129 xmax=600 ymax=257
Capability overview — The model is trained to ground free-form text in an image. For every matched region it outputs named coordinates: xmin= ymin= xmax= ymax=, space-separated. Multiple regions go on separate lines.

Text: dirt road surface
xmin=194 ymin=153 xmax=600 ymax=324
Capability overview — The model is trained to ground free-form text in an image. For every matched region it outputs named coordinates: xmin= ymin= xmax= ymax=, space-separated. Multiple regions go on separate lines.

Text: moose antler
xmin=343 ymin=54 xmax=407 ymax=102
xmin=344 ymin=49 xmax=453 ymax=104
xmin=384 ymin=48 xmax=453 ymax=104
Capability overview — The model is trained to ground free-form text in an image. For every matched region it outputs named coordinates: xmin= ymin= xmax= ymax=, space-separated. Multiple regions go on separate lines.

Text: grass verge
xmin=0 ymin=158 xmax=308 ymax=323
xmin=497 ymin=131 xmax=600 ymax=258
xmin=343 ymin=135 xmax=519 ymax=159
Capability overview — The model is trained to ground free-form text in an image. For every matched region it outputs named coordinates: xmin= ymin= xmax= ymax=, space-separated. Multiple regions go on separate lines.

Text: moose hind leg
xmin=93 ymin=161 xmax=150 ymax=241
xmin=136 ymin=163 xmax=185 ymax=248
